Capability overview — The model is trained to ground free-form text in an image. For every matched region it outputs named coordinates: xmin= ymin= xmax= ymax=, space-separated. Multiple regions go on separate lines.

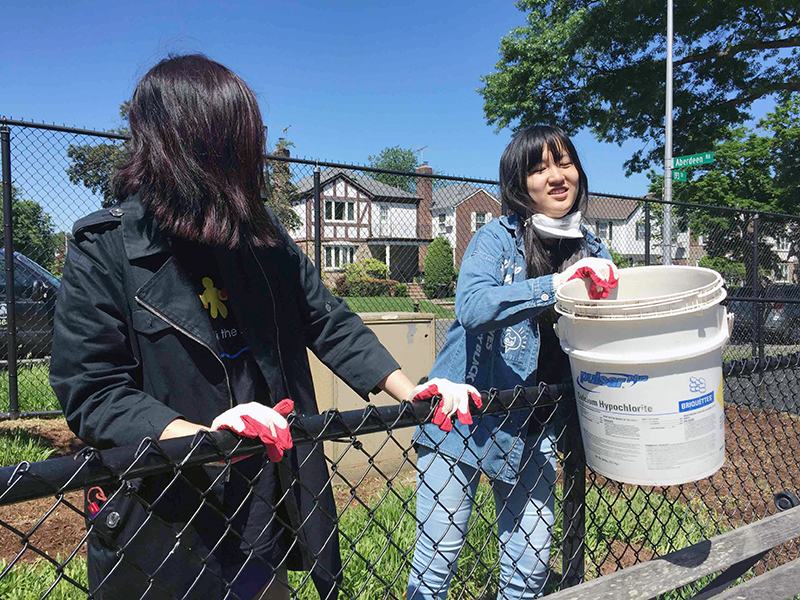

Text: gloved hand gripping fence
xmin=408 ymin=378 xmax=482 ymax=432
xmin=211 ymin=399 xmax=294 ymax=461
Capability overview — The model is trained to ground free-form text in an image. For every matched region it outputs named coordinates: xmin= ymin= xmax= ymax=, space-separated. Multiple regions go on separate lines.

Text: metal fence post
xmin=561 ymin=387 xmax=586 ymax=588
xmin=644 ymin=199 xmax=651 ymax=266
xmin=1 ymin=125 xmax=19 ymax=419
xmin=313 ymin=164 xmax=322 ymax=277
xmin=751 ymin=212 xmax=763 ymax=362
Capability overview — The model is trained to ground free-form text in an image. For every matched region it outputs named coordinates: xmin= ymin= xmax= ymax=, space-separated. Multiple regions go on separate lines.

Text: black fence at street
xmin=2 ymin=118 xmax=800 ymax=598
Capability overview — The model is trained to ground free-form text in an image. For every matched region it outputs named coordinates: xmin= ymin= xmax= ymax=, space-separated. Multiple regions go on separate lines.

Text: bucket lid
xmin=555 ymin=265 xmax=726 ymax=320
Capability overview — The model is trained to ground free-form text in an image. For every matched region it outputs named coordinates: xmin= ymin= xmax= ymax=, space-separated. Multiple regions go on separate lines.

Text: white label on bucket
xmin=571 ymin=356 xmax=725 ymax=486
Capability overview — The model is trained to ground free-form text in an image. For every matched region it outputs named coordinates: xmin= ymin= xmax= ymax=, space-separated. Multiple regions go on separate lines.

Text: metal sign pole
xmin=662 ymin=0 xmax=674 ymax=265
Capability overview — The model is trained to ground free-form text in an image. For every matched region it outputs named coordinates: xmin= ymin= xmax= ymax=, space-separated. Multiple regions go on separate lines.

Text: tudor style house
xmin=430 ymin=183 xmax=501 ymax=268
xmin=290 ymin=166 xmax=432 ymax=285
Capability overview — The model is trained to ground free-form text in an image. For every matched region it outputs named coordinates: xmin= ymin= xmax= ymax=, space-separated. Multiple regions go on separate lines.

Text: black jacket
xmin=50 ymin=197 xmax=400 ymax=599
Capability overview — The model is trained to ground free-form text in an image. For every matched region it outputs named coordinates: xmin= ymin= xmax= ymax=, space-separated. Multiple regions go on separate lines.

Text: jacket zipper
xmin=134 ymin=295 xmax=234 ymax=409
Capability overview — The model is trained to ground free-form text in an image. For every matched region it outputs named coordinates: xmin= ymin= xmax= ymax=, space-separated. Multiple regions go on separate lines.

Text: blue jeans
xmin=407 ymin=431 xmax=556 ymax=600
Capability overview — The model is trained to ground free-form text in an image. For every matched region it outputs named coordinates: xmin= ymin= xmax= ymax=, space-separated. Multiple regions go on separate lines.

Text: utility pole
xmin=662 ymin=0 xmax=674 ymax=265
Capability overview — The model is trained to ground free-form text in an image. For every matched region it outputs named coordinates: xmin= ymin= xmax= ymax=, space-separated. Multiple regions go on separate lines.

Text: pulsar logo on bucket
xmin=577 ymin=371 xmax=649 ymax=392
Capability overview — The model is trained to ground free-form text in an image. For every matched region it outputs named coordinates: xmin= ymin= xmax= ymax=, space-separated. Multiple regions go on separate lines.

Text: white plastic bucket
xmin=555 ymin=266 xmax=729 ymax=486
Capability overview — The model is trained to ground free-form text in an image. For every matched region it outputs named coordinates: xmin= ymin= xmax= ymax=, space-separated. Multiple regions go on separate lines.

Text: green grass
xmin=0 ymin=428 xmax=56 ymax=466
xmin=0 ymin=475 xmax=746 ymax=600
xmin=343 ymin=297 xmax=455 ymax=319
xmin=0 ymin=557 xmax=88 ymax=600
xmin=0 ymin=363 xmax=60 ymax=413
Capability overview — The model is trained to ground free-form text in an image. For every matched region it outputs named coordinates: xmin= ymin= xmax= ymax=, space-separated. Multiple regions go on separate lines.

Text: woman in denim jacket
xmin=407 ymin=126 xmax=616 ymax=600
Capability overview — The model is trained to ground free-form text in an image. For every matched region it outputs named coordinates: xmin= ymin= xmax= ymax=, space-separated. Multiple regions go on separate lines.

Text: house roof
xmin=584 ymin=194 xmax=641 ymax=221
xmin=295 ymin=167 xmax=419 ymax=202
xmin=432 ymin=183 xmax=500 ymax=211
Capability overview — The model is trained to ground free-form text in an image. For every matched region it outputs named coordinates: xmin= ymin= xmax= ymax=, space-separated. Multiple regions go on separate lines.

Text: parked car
xmin=0 ymin=250 xmax=61 ymax=359
xmin=727 ymin=284 xmax=800 ymax=345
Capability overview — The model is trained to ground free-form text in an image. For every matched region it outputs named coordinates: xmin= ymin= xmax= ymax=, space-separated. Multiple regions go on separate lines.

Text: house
xmin=430 ymin=183 xmax=501 ymax=268
xmin=584 ymin=193 xmax=690 ymax=265
xmin=290 ymin=166 xmax=431 ymax=284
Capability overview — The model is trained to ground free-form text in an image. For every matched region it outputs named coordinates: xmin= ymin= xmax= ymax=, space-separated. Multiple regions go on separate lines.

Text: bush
xmin=344 ymin=258 xmax=389 ymax=283
xmin=344 ymin=277 xmax=406 ymax=297
xmin=423 ymin=237 xmax=456 ymax=298
xmin=334 ymin=274 xmax=348 ymax=297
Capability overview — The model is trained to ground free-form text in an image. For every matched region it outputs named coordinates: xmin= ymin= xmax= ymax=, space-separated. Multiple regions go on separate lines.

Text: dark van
xmin=727 ymin=284 xmax=800 ymax=345
xmin=0 ymin=250 xmax=61 ymax=359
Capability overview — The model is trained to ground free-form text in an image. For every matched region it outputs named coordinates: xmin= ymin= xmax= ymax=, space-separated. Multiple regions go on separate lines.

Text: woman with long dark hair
xmin=407 ymin=125 xmax=617 ymax=599
xmin=51 ymin=54 xmax=433 ymax=600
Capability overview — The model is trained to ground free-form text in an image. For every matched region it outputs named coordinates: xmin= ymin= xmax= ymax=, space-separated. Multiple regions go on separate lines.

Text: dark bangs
xmin=113 ymin=54 xmax=280 ymax=248
xmin=499 ymin=124 xmax=588 ymax=219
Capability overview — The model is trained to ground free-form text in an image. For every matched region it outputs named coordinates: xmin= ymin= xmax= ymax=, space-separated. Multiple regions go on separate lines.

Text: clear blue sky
xmin=0 ymin=0 xmax=761 ymax=199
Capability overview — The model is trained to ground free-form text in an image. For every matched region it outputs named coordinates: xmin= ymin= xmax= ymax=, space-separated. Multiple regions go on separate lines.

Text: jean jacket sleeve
xmin=455 ymin=225 xmax=557 ymax=334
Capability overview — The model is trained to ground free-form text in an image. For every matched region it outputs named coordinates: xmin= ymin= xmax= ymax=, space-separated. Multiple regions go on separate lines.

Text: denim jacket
xmin=414 ymin=213 xmax=611 ymax=483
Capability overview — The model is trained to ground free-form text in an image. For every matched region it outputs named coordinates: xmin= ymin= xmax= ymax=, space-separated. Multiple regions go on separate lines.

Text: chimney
xmin=415 ymin=163 xmax=433 ymax=239
xmin=415 ymin=163 xmax=433 ymax=272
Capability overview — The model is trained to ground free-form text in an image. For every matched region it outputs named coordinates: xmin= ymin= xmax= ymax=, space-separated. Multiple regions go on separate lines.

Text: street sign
xmin=673 ymin=170 xmax=687 ymax=182
xmin=673 ymin=152 xmax=714 ymax=168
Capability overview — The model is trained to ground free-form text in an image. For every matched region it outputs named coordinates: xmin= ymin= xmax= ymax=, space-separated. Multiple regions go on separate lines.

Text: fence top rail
xmin=0 ymin=117 xmax=129 ymax=140
xmin=0 ymin=385 xmax=560 ymax=506
xmin=544 ymin=504 xmax=800 ymax=600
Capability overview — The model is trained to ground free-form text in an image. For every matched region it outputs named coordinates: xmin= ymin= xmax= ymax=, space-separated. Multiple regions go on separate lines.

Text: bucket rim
xmin=556 ymin=265 xmax=725 ymax=317
xmin=555 ymin=288 xmax=727 ymax=320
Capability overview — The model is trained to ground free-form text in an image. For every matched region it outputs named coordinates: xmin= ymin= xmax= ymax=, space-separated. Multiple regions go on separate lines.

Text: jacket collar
xmin=120 ymin=194 xmax=171 ymax=261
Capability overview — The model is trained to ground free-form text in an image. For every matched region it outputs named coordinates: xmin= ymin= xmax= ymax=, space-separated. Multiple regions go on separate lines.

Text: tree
xmin=0 ymin=187 xmax=57 ymax=270
xmin=367 ymin=146 xmax=419 ymax=193
xmin=480 ymin=1 xmax=800 ymax=174
xmin=264 ymin=138 xmax=302 ymax=231
xmin=66 ymin=103 xmax=129 ymax=208
xmin=648 ymin=95 xmax=800 ymax=282
xmin=423 ymin=237 xmax=456 ymax=298
xmin=698 ymin=256 xmax=746 ymax=287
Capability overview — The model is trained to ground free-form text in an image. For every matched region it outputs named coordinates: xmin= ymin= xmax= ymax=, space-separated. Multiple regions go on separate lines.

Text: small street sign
xmin=673 ymin=152 xmax=714 ymax=168
xmin=673 ymin=170 xmax=687 ymax=182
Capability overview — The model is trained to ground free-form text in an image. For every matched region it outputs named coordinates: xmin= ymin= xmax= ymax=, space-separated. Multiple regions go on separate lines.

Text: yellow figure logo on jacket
xmin=200 ymin=277 xmax=228 ymax=319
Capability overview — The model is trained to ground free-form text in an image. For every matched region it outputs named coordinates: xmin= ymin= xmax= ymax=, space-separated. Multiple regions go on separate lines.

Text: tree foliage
xmin=649 ymin=95 xmax=800 ymax=281
xmin=66 ymin=103 xmax=129 ymax=208
xmin=264 ymin=138 xmax=302 ymax=231
xmin=424 ymin=237 xmax=456 ymax=298
xmin=367 ymin=146 xmax=420 ymax=193
xmin=480 ymin=1 xmax=800 ymax=174
xmin=0 ymin=187 xmax=57 ymax=270
xmin=698 ymin=255 xmax=746 ymax=287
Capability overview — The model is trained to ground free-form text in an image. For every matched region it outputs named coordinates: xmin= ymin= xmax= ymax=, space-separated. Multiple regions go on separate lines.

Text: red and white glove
xmin=211 ymin=399 xmax=294 ymax=462
xmin=408 ymin=378 xmax=483 ymax=432
xmin=554 ymin=258 xmax=618 ymax=300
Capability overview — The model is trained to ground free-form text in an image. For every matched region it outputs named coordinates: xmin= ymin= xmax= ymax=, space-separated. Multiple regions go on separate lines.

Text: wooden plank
xmin=713 ymin=558 xmax=800 ymax=599
xmin=544 ymin=506 xmax=800 ymax=600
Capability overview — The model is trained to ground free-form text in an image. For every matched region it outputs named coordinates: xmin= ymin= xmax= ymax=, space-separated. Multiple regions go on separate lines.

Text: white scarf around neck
xmin=526 ymin=211 xmax=583 ymax=239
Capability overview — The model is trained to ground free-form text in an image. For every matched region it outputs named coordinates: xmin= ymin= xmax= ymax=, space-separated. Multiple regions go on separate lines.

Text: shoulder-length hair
xmin=499 ymin=125 xmax=589 ymax=279
xmin=113 ymin=54 xmax=280 ymax=248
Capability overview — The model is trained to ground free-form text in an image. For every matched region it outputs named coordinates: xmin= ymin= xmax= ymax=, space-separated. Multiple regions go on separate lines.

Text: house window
xmin=778 ymin=236 xmax=790 ymax=251
xmin=324 ymin=246 xmax=356 ymax=270
xmin=596 ymin=221 xmax=613 ymax=240
xmin=780 ymin=263 xmax=789 ymax=281
xmin=697 ymin=234 xmax=705 ymax=246
xmin=635 ymin=222 xmax=646 ymax=241
xmin=324 ymin=200 xmax=355 ymax=222
xmin=472 ymin=212 xmax=492 ymax=232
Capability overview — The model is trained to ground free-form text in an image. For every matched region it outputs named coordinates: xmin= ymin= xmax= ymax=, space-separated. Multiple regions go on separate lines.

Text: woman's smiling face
xmin=526 ymin=144 xmax=580 ymax=218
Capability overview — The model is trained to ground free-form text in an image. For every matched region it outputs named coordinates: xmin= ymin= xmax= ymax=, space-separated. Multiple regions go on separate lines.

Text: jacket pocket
xmin=132 ymin=309 xmax=173 ymax=337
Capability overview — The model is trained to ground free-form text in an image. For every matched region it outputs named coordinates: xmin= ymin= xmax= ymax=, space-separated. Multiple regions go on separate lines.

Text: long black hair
xmin=499 ymin=125 xmax=589 ymax=279
xmin=113 ymin=54 xmax=281 ymax=248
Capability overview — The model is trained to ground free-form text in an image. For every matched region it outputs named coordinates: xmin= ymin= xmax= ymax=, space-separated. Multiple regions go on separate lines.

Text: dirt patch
xmin=0 ymin=417 xmax=85 ymax=456
xmin=599 ymin=541 xmax=655 ymax=576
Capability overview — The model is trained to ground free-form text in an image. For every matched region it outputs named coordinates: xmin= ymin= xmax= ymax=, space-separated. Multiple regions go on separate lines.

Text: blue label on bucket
xmin=577 ymin=371 xmax=649 ymax=392
xmin=679 ymin=392 xmax=715 ymax=413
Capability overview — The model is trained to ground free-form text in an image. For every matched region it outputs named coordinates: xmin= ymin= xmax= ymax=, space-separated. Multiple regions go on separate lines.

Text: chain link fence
xmin=1 ymin=118 xmax=800 ymax=597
